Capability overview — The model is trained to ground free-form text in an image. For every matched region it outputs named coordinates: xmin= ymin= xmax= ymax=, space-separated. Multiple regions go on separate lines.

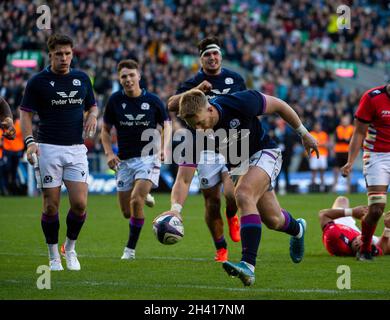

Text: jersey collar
xmin=122 ymin=88 xmax=146 ymax=98
xmin=45 ymin=65 xmax=73 ymax=75
xmin=199 ymin=68 xmax=224 ymax=77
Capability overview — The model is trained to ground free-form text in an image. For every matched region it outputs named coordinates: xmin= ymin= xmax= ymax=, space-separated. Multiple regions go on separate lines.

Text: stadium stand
xmin=1 ymin=0 xmax=389 ymax=192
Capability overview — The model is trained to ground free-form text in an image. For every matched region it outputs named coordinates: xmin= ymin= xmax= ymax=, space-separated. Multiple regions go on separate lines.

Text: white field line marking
xmin=0 ymin=251 xmax=211 ymax=261
xmin=1 ymin=278 xmax=389 ymax=295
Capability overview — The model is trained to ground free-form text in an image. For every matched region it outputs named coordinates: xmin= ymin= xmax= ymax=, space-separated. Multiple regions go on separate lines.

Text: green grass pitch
xmin=1 ymin=193 xmax=389 ymax=300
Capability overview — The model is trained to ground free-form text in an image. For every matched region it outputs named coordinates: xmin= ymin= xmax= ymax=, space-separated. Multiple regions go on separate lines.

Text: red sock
xmin=361 ymin=220 xmax=377 ymax=253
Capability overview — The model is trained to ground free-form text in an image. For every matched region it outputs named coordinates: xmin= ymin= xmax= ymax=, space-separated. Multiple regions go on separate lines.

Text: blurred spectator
xmin=0 ymin=0 xmax=388 ymax=180
xmin=2 ymin=109 xmax=25 ymax=195
xmin=309 ymin=122 xmax=329 ymax=191
xmin=274 ymin=118 xmax=299 ymax=193
xmin=333 ymin=114 xmax=354 ymax=192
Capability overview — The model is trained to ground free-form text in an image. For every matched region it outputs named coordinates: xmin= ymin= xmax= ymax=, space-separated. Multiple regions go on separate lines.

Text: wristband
xmin=344 ymin=208 xmax=353 ymax=216
xmin=171 ymin=203 xmax=183 ymax=213
xmin=384 ymin=228 xmax=390 ymax=238
xmin=295 ymin=124 xmax=309 ymax=137
xmin=25 ymin=135 xmax=36 ymax=147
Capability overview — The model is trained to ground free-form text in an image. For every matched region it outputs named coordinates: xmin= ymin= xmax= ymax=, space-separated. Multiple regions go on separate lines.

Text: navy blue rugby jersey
xmin=176 ymin=68 xmax=247 ymax=162
xmin=181 ymin=90 xmax=277 ymax=167
xmin=103 ymin=89 xmax=169 ymax=160
xmin=20 ymin=66 xmax=96 ymax=146
xmin=210 ymin=90 xmax=277 ymax=164
xmin=176 ymin=68 xmax=246 ymax=98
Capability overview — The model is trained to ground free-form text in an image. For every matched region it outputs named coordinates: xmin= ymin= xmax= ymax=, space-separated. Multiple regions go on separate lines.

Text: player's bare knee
xmin=205 ymin=200 xmax=221 ymax=217
xmin=130 ymin=193 xmax=144 ymax=211
xmin=71 ymin=202 xmax=87 ymax=215
xmin=203 ymin=190 xmax=221 ymax=211
xmin=205 ymin=213 xmax=223 ymax=226
xmin=121 ymin=209 xmax=131 ymax=219
xmin=45 ymin=203 xmax=59 ymax=215
xmin=235 ymin=187 xmax=254 ymax=209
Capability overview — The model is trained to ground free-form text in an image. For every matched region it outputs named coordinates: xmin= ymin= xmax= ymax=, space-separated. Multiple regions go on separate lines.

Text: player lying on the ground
xmin=319 ymin=196 xmax=390 ymax=256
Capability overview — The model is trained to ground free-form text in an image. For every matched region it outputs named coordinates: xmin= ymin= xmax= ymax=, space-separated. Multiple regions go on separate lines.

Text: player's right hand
xmin=302 ymin=133 xmax=319 ymax=158
xmin=153 ymin=210 xmax=183 ymax=223
xmin=341 ymin=162 xmax=352 ymax=177
xmin=352 ymin=206 xmax=368 ymax=220
xmin=106 ymin=153 xmax=121 ymax=172
xmin=26 ymin=144 xmax=39 ymax=165
xmin=196 ymin=80 xmax=213 ymax=93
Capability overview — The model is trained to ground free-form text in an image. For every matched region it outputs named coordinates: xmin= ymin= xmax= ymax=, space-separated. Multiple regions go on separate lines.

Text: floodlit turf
xmin=0 ymin=193 xmax=389 ymax=300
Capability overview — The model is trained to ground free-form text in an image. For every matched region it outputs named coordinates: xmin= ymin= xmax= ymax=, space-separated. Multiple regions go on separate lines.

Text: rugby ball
xmin=153 ymin=214 xmax=184 ymax=245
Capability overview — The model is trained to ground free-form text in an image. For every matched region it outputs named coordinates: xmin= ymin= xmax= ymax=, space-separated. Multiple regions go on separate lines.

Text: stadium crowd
xmin=1 ymin=0 xmax=389 ymax=194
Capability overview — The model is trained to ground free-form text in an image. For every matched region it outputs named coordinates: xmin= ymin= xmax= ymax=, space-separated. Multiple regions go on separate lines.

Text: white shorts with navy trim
xmin=116 ymin=155 xmax=160 ymax=192
xmin=36 ymin=143 xmax=89 ymax=188
xmin=197 ymin=151 xmax=228 ymax=190
xmin=249 ymin=148 xmax=282 ymax=189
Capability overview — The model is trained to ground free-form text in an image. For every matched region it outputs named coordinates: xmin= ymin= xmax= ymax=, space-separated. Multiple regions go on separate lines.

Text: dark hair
xmin=47 ymin=34 xmax=73 ymax=51
xmin=197 ymin=36 xmax=221 ymax=54
xmin=117 ymin=59 xmax=139 ymax=73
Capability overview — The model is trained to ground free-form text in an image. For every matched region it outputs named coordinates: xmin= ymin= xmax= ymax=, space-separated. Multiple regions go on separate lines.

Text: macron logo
xmin=56 ymin=91 xmax=78 ymax=98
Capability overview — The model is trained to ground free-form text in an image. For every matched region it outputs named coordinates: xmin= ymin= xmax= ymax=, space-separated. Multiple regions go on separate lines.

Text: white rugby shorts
xmin=363 ymin=151 xmax=390 ymax=186
xmin=116 ymin=155 xmax=160 ymax=192
xmin=197 ymin=150 xmax=228 ymax=190
xmin=249 ymin=148 xmax=282 ymax=189
xmin=35 ymin=143 xmax=89 ymax=188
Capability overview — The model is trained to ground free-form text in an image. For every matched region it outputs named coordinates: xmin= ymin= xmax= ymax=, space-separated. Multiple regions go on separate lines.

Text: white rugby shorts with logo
xmin=35 ymin=143 xmax=89 ymax=188
xmin=116 ymin=155 xmax=160 ymax=192
xmin=197 ymin=150 xmax=228 ymax=190
xmin=248 ymin=148 xmax=282 ymax=190
xmin=363 ymin=151 xmax=390 ymax=186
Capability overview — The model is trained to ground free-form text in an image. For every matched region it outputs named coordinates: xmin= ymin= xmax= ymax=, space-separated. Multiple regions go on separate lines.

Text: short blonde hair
xmin=178 ymin=89 xmax=208 ymax=120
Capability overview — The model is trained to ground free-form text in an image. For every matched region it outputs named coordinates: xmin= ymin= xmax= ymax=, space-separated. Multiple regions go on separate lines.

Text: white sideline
xmin=1 ymin=278 xmax=388 ymax=295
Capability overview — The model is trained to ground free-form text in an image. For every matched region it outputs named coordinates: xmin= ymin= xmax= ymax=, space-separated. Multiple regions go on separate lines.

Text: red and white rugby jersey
xmin=355 ymin=85 xmax=390 ymax=152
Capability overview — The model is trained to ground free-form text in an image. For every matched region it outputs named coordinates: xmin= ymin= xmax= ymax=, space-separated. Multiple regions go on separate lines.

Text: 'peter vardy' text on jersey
xmin=20 ymin=67 xmax=96 ymax=145
xmin=211 ymin=90 xmax=277 ymax=162
xmin=103 ymin=89 xmax=169 ymax=160
xmin=177 ymin=68 xmax=246 ymax=98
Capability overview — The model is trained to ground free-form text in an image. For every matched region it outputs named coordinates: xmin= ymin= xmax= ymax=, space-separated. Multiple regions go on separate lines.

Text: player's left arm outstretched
xmin=318 ymin=206 xmax=368 ymax=230
xmin=154 ymin=165 xmax=196 ymax=223
xmin=263 ymin=94 xmax=319 ymax=158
